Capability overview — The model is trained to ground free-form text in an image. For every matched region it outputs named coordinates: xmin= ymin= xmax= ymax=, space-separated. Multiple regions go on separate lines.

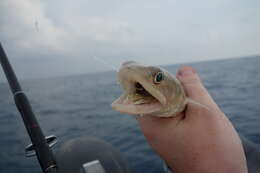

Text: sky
xmin=0 ymin=0 xmax=260 ymax=81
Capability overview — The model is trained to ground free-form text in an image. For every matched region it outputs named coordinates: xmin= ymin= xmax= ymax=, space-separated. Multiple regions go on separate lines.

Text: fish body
xmin=111 ymin=61 xmax=187 ymax=117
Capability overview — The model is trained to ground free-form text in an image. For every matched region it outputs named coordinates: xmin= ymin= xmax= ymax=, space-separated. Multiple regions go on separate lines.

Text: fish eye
xmin=154 ymin=71 xmax=164 ymax=84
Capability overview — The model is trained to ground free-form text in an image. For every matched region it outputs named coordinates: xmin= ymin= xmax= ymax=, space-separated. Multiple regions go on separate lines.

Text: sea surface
xmin=0 ymin=57 xmax=260 ymax=173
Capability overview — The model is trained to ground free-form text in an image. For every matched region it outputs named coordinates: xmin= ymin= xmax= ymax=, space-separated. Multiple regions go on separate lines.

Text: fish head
xmin=111 ymin=61 xmax=186 ymax=117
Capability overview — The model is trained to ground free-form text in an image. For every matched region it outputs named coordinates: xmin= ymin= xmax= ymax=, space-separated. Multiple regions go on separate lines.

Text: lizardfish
xmin=111 ymin=61 xmax=189 ymax=117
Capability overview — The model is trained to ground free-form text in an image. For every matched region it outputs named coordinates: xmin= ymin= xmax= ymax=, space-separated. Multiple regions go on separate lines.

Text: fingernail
xmin=179 ymin=69 xmax=194 ymax=76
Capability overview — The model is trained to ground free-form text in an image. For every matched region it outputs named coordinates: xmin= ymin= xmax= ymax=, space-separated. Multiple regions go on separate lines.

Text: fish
xmin=111 ymin=61 xmax=189 ymax=117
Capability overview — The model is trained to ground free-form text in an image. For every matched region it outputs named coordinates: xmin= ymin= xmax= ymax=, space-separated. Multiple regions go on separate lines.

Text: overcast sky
xmin=0 ymin=0 xmax=259 ymax=81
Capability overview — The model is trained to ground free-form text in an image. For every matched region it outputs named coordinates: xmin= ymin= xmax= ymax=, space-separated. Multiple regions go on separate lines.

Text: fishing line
xmin=35 ymin=21 xmax=39 ymax=32
xmin=91 ymin=56 xmax=119 ymax=72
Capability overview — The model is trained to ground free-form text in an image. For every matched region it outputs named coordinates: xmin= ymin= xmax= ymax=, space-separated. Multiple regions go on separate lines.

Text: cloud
xmin=0 ymin=0 xmax=67 ymax=58
xmin=0 ymin=0 xmax=141 ymax=79
xmin=0 ymin=0 xmax=259 ymax=80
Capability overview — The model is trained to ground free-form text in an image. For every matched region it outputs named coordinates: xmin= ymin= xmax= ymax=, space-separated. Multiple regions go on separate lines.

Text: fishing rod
xmin=0 ymin=42 xmax=132 ymax=173
xmin=0 ymin=43 xmax=58 ymax=173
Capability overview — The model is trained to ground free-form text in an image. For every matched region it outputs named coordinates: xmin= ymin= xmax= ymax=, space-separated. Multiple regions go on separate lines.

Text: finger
xmin=176 ymin=66 xmax=219 ymax=110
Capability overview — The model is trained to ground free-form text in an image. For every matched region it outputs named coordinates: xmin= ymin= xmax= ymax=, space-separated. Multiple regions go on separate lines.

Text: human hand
xmin=136 ymin=66 xmax=248 ymax=173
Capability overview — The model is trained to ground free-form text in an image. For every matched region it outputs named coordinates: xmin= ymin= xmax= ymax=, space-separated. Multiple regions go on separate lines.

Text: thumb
xmin=176 ymin=66 xmax=219 ymax=110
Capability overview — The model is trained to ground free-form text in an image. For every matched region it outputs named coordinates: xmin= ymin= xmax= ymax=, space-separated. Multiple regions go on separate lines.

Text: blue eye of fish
xmin=154 ymin=72 xmax=164 ymax=83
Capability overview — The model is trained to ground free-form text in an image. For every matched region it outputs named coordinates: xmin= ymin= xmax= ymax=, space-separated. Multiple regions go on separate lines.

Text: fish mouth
xmin=111 ymin=80 xmax=167 ymax=115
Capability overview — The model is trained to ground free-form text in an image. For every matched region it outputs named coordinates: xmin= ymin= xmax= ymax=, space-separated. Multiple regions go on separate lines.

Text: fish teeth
xmin=133 ymin=99 xmax=147 ymax=105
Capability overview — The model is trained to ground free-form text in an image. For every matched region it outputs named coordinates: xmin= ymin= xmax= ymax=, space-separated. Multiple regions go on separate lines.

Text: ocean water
xmin=0 ymin=57 xmax=260 ymax=173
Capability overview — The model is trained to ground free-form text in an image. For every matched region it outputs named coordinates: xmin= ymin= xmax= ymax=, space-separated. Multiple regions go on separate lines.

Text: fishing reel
xmin=25 ymin=135 xmax=131 ymax=173
xmin=25 ymin=135 xmax=58 ymax=157
xmin=56 ymin=136 xmax=131 ymax=173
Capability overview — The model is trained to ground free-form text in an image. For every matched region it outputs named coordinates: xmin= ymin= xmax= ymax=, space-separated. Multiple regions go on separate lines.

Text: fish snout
xmin=121 ymin=61 xmax=137 ymax=67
